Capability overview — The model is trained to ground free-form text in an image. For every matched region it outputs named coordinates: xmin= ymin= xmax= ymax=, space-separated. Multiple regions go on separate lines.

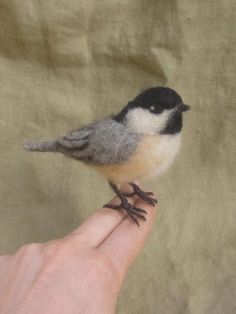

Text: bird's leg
xmin=103 ymin=182 xmax=148 ymax=226
xmin=127 ymin=182 xmax=158 ymax=206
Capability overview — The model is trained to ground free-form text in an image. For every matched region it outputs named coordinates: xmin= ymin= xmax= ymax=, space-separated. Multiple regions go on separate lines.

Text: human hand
xmin=0 ymin=185 xmax=157 ymax=314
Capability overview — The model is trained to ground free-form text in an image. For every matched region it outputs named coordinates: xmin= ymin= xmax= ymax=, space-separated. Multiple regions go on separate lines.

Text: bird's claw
xmin=103 ymin=199 xmax=147 ymax=226
xmin=128 ymin=183 xmax=158 ymax=206
xmin=105 ymin=181 xmax=156 ymax=226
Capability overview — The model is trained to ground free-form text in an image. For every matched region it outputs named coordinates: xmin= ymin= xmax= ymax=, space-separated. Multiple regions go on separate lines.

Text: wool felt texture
xmin=114 ymin=86 xmax=183 ymax=121
xmin=96 ymin=133 xmax=181 ymax=184
xmin=25 ymin=118 xmax=141 ymax=166
xmin=0 ymin=1 xmax=235 ymax=314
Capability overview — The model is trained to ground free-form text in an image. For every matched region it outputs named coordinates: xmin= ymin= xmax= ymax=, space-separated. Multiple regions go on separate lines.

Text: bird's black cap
xmin=132 ymin=87 xmax=182 ymax=109
xmin=131 ymin=87 xmax=183 ymax=111
xmin=114 ymin=87 xmax=188 ymax=122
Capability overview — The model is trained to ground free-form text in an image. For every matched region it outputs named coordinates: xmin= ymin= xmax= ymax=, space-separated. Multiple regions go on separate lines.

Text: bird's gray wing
xmin=58 ymin=118 xmax=141 ymax=165
xmin=24 ymin=123 xmax=95 ymax=154
xmin=58 ymin=125 xmax=93 ymax=150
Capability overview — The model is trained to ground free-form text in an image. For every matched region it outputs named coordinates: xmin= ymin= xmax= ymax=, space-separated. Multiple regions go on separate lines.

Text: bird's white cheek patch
xmin=125 ymin=108 xmax=173 ymax=134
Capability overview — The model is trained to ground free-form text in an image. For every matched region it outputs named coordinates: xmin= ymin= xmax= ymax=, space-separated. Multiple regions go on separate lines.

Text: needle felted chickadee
xmin=24 ymin=87 xmax=190 ymax=225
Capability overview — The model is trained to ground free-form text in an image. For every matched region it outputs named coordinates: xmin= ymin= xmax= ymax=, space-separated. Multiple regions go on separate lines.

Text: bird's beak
xmin=179 ymin=103 xmax=190 ymax=112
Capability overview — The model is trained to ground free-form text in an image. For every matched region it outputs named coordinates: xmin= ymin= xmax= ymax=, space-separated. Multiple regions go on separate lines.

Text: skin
xmin=0 ymin=184 xmax=157 ymax=314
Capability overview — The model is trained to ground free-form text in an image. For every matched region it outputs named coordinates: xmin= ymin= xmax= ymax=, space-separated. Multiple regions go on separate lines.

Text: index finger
xmin=65 ymin=184 xmax=137 ymax=248
xmin=99 ymin=198 xmax=157 ymax=276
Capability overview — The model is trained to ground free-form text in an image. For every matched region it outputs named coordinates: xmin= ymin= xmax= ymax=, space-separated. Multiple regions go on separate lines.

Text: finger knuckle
xmin=17 ymin=243 xmax=43 ymax=259
xmin=85 ymin=251 xmax=121 ymax=287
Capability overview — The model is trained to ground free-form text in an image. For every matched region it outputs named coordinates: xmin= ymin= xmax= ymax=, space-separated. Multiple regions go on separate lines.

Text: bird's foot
xmin=103 ymin=198 xmax=147 ymax=226
xmin=104 ymin=182 xmax=148 ymax=226
xmin=126 ymin=182 xmax=158 ymax=206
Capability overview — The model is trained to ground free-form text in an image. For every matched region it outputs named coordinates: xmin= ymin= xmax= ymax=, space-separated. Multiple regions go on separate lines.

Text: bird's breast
xmin=96 ymin=133 xmax=181 ymax=184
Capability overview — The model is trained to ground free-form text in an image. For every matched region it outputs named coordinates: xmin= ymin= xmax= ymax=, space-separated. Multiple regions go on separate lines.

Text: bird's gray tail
xmin=23 ymin=140 xmax=60 ymax=152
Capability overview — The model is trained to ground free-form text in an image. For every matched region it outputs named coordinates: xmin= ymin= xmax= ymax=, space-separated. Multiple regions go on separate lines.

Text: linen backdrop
xmin=0 ymin=1 xmax=235 ymax=313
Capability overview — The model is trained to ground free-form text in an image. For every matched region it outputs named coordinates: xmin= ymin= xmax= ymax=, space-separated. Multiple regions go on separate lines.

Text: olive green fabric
xmin=0 ymin=0 xmax=235 ymax=313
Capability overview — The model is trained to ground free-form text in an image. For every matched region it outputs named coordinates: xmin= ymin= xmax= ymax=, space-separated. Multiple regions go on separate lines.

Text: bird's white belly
xmin=97 ymin=133 xmax=181 ymax=184
xmin=145 ymin=133 xmax=181 ymax=178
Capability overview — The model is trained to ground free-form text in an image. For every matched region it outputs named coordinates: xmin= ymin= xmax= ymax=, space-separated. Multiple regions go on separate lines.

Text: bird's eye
xmin=149 ymin=105 xmax=163 ymax=114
